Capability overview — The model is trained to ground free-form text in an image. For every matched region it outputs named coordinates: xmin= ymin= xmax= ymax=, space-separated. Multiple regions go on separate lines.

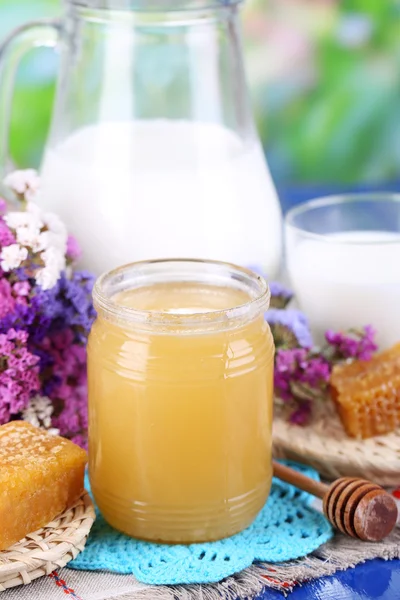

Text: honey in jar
xmin=88 ymin=259 xmax=274 ymax=543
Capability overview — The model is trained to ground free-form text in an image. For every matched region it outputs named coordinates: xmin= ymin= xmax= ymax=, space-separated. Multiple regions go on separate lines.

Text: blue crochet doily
xmin=70 ymin=465 xmax=332 ymax=585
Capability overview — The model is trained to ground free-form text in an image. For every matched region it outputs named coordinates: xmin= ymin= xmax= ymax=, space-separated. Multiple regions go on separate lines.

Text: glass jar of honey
xmin=88 ymin=259 xmax=274 ymax=543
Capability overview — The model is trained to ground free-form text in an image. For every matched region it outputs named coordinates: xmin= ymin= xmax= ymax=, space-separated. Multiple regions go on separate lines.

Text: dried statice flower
xmin=0 ymin=244 xmax=28 ymax=271
xmin=324 ymin=325 xmax=377 ymax=362
xmin=289 ymin=402 xmax=312 ymax=426
xmin=274 ymin=325 xmax=378 ymax=426
xmin=66 ymin=235 xmax=82 ymax=262
xmin=274 ymin=347 xmax=331 ymax=425
xmin=0 ymin=215 xmax=15 ymax=247
xmin=269 ymin=281 xmax=294 ymax=309
xmin=38 ymin=330 xmax=88 ymax=448
xmin=0 ymin=170 xmax=95 ymax=447
xmin=0 ymin=279 xmax=16 ymax=320
xmin=2 ymin=199 xmax=68 ymax=291
xmin=275 ymin=348 xmax=330 ymax=398
xmin=266 ymin=309 xmax=313 ymax=349
xmin=30 ymin=270 xmax=95 ymax=343
xmin=0 ymin=329 xmax=40 ymax=424
xmin=3 ymin=169 xmax=40 ymax=202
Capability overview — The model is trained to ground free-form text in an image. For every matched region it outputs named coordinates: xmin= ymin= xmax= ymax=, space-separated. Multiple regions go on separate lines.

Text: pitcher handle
xmin=0 ymin=19 xmax=61 ymax=176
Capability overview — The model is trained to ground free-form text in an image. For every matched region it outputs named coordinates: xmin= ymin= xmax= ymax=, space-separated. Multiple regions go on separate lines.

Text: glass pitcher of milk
xmin=0 ymin=0 xmax=282 ymax=276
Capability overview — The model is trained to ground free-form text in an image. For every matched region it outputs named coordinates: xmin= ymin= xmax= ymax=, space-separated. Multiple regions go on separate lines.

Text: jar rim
xmin=93 ymin=259 xmax=270 ymax=333
xmin=70 ymin=0 xmax=242 ymax=12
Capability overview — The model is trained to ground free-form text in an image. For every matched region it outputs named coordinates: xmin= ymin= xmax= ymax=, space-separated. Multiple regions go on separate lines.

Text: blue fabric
xmin=70 ymin=464 xmax=332 ymax=586
xmin=255 ymin=558 xmax=400 ymax=600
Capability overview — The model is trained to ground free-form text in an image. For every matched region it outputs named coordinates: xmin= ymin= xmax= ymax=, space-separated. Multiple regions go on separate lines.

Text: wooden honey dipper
xmin=273 ymin=461 xmax=398 ymax=542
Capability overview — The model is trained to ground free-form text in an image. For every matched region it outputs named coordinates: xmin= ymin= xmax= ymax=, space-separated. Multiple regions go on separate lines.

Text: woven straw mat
xmin=0 ymin=491 xmax=95 ymax=592
xmin=273 ymin=402 xmax=400 ymax=486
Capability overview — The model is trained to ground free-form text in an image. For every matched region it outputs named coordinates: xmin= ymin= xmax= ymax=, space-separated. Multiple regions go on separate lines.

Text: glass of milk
xmin=285 ymin=194 xmax=400 ymax=349
xmin=0 ymin=0 xmax=282 ymax=276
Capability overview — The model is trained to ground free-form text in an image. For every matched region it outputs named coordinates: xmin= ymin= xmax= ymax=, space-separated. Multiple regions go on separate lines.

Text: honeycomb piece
xmin=0 ymin=421 xmax=87 ymax=550
xmin=331 ymin=343 xmax=400 ymax=439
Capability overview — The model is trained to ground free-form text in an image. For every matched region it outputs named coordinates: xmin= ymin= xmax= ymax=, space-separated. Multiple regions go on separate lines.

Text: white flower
xmin=35 ymin=230 xmax=67 ymax=253
xmin=35 ymin=268 xmax=57 ymax=290
xmin=0 ymin=243 xmax=28 ymax=271
xmin=1 ymin=181 xmax=70 ymax=289
xmin=35 ymin=246 xmax=66 ymax=290
xmin=3 ymin=169 xmax=41 ymax=201
xmin=5 ymin=210 xmax=40 ymax=230
xmin=42 ymin=246 xmax=66 ymax=271
xmin=7 ymin=203 xmax=68 ymax=259
xmin=22 ymin=395 xmax=59 ymax=435
xmin=43 ymin=212 xmax=68 ymax=237
xmin=16 ymin=224 xmax=42 ymax=248
xmin=6 ymin=206 xmax=45 ymax=252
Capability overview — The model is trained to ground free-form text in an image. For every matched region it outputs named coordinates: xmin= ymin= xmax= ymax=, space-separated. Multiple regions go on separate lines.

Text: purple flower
xmin=274 ymin=347 xmax=330 ymax=424
xmin=0 ymin=268 xmax=94 ymax=346
xmin=290 ymin=402 xmax=312 ymax=425
xmin=12 ymin=267 xmax=30 ymax=281
xmin=274 ymin=348 xmax=308 ymax=401
xmin=0 ymin=279 xmax=15 ymax=319
xmin=70 ymin=433 xmax=87 ymax=450
xmin=269 ymin=281 xmax=294 ymax=309
xmin=0 ymin=174 xmax=96 ymax=445
xmin=301 ymin=356 xmax=331 ymax=387
xmin=38 ymin=330 xmax=88 ymax=446
xmin=325 ymin=325 xmax=377 ymax=362
xmin=275 ymin=347 xmax=308 ymax=373
xmin=0 ymin=302 xmax=37 ymax=336
xmin=0 ymin=218 xmax=15 ymax=247
xmin=13 ymin=281 xmax=30 ymax=297
xmin=275 ymin=348 xmax=330 ymax=388
xmin=66 ymin=235 xmax=82 ymax=261
xmin=0 ymin=266 xmax=94 ymax=442
xmin=0 ymin=328 xmax=40 ymax=423
xmin=269 ymin=282 xmax=292 ymax=298
xmin=266 ymin=309 xmax=313 ymax=349
xmin=31 ymin=270 xmax=96 ymax=343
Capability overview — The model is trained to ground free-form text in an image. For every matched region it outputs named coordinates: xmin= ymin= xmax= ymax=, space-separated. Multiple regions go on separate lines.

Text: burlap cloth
xmin=3 ymin=511 xmax=400 ymax=600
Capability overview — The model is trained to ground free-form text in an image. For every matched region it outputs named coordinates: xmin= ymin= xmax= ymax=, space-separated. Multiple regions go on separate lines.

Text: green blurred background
xmin=1 ymin=0 xmax=400 ymax=187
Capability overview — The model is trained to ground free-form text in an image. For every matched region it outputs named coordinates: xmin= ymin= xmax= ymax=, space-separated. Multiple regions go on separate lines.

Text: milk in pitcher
xmin=40 ymin=120 xmax=282 ymax=275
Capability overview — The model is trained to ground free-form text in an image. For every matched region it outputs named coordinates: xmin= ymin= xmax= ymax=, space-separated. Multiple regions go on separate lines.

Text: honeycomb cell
xmin=331 ymin=343 xmax=400 ymax=438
